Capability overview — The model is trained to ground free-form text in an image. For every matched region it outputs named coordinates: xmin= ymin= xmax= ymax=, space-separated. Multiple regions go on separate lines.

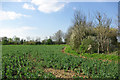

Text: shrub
xmin=78 ymin=37 xmax=97 ymax=54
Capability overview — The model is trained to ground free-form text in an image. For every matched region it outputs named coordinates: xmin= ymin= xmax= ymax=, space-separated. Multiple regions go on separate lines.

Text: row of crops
xmin=2 ymin=45 xmax=119 ymax=79
xmin=2 ymin=45 xmax=56 ymax=79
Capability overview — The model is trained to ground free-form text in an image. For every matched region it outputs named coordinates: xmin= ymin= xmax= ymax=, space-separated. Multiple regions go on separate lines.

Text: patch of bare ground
xmin=28 ymin=53 xmax=90 ymax=78
xmin=62 ymin=47 xmax=118 ymax=63
xmin=44 ymin=68 xmax=88 ymax=78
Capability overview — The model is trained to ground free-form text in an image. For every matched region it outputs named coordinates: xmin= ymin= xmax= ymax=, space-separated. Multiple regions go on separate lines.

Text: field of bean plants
xmin=2 ymin=45 xmax=119 ymax=79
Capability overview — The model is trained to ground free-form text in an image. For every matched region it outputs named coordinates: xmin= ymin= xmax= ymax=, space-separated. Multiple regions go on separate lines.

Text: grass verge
xmin=64 ymin=45 xmax=119 ymax=61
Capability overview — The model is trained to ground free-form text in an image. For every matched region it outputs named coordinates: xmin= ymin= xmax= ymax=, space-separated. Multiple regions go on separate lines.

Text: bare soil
xmin=44 ymin=68 xmax=88 ymax=78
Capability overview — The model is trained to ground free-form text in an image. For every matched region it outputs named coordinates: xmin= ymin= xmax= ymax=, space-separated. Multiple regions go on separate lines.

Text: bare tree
xmin=52 ymin=30 xmax=64 ymax=44
xmin=36 ymin=37 xmax=41 ymax=42
xmin=65 ymin=27 xmax=73 ymax=44
xmin=69 ymin=10 xmax=88 ymax=51
xmin=13 ymin=36 xmax=20 ymax=43
xmin=95 ymin=12 xmax=112 ymax=53
xmin=26 ymin=36 xmax=30 ymax=41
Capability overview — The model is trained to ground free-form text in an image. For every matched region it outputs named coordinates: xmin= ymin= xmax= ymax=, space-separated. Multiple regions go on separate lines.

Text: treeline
xmin=65 ymin=11 xmax=118 ymax=54
xmin=0 ymin=10 xmax=118 ymax=54
xmin=1 ymin=30 xmax=65 ymax=45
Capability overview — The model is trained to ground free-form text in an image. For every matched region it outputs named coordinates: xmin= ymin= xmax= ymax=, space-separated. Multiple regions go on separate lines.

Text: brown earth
xmin=28 ymin=52 xmax=89 ymax=78
xmin=44 ymin=68 xmax=88 ymax=78
xmin=27 ymin=47 xmax=118 ymax=78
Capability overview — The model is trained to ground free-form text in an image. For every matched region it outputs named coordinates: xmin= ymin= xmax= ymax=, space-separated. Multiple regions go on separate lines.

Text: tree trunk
xmin=101 ymin=41 xmax=104 ymax=53
xmin=107 ymin=39 xmax=109 ymax=54
xmin=98 ymin=42 xmax=100 ymax=54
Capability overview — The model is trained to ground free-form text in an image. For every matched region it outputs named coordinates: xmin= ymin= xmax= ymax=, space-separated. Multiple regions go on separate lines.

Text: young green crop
xmin=2 ymin=45 xmax=119 ymax=79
